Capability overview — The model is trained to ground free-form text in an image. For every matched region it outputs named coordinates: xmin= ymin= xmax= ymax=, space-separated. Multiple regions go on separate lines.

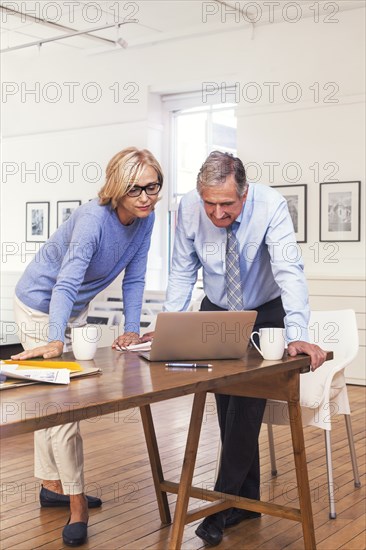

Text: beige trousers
xmin=14 ymin=295 xmax=88 ymax=495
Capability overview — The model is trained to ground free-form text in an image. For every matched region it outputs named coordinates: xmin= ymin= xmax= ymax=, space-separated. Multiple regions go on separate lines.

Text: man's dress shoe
xmin=40 ymin=486 xmax=102 ymax=508
xmin=225 ymin=508 xmax=261 ymax=527
xmin=195 ymin=516 xmax=224 ymax=547
xmin=62 ymin=519 xmax=88 ymax=547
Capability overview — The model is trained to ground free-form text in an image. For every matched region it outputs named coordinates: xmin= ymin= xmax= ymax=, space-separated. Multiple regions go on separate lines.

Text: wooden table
xmin=0 ymin=347 xmax=330 ymax=549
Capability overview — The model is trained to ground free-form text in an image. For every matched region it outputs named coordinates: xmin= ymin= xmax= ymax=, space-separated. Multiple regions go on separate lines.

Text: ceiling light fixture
xmin=116 ymin=37 xmax=128 ymax=49
xmin=0 ymin=20 xmax=137 ymax=54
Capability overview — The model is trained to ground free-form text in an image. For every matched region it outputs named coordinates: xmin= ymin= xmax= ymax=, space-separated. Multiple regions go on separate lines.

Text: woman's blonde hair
xmin=98 ymin=147 xmax=163 ymax=209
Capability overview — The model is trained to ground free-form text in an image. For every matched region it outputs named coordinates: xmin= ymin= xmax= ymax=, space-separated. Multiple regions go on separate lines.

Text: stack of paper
xmin=0 ymin=363 xmax=70 ymax=384
xmin=0 ymin=360 xmax=102 ymax=390
xmin=0 ymin=361 xmax=70 ymax=384
xmin=119 ymin=341 xmax=152 ymax=352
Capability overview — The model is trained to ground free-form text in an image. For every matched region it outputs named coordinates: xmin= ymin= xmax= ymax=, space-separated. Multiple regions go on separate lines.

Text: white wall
xmin=1 ymin=48 xmax=168 ymax=287
xmin=1 ymin=6 xmax=365 ymax=283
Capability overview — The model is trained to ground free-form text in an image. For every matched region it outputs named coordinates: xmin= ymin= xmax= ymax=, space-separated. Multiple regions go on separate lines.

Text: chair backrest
xmin=143 ymin=290 xmax=166 ymax=303
xmin=309 ymin=309 xmax=359 ymax=366
xmin=87 ymin=301 xmax=124 ymax=326
xmin=86 ymin=310 xmax=115 ymax=326
xmin=299 ymin=309 xmax=359 ymax=411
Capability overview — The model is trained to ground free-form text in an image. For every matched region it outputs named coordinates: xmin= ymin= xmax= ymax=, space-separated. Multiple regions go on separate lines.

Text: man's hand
xmin=139 ymin=331 xmax=154 ymax=343
xmin=112 ymin=332 xmax=140 ymax=350
xmin=10 ymin=341 xmax=64 ymax=360
xmin=287 ymin=341 xmax=327 ymax=371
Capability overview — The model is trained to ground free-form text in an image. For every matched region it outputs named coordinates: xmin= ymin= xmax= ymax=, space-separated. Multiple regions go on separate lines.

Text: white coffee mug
xmin=71 ymin=325 xmax=99 ymax=361
xmin=250 ymin=327 xmax=285 ymax=361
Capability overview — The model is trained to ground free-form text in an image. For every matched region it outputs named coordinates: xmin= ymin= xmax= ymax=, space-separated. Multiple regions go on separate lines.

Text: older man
xmin=164 ymin=151 xmax=326 ymax=546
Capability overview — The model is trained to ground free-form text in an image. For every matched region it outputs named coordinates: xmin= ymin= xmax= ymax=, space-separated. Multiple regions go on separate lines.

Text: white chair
xmin=141 ymin=290 xmax=166 ymax=316
xmin=95 ymin=324 xmax=120 ymax=348
xmin=140 ymin=314 xmax=156 ymax=336
xmin=87 ymin=300 xmax=124 ymax=325
xmin=141 ymin=303 xmax=164 ymax=316
xmin=262 ymin=309 xmax=361 ymax=519
xmin=86 ymin=309 xmax=115 ymax=326
xmin=143 ymin=290 xmax=166 ymax=304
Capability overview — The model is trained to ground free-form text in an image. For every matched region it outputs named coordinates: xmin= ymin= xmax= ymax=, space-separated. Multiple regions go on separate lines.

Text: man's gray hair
xmin=196 ymin=151 xmax=248 ymax=198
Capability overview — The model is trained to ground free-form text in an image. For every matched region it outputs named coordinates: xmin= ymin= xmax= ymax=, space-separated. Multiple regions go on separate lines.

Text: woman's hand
xmin=10 ymin=341 xmax=64 ymax=360
xmin=112 ymin=332 xmax=140 ymax=350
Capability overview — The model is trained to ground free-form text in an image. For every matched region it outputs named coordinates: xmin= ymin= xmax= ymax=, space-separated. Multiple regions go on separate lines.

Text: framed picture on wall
xmin=26 ymin=202 xmax=50 ymax=242
xmin=57 ymin=200 xmax=81 ymax=227
xmin=320 ymin=181 xmax=361 ymax=242
xmin=272 ymin=184 xmax=307 ymax=243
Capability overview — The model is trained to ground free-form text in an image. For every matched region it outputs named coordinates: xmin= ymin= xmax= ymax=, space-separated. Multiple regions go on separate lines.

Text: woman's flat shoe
xmin=62 ymin=520 xmax=88 ymax=547
xmin=40 ymin=486 xmax=102 ymax=508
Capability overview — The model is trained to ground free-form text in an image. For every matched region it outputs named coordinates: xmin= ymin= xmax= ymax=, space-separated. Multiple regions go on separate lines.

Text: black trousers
xmin=200 ymin=295 xmax=285 ymax=504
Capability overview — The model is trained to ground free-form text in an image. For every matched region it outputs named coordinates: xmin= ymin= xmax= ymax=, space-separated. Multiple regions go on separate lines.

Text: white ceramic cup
xmin=250 ymin=327 xmax=285 ymax=360
xmin=71 ymin=325 xmax=99 ymax=361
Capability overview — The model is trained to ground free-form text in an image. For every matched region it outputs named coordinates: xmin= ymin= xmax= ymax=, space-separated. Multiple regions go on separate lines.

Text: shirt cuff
xmin=124 ymin=321 xmax=140 ymax=334
xmin=285 ymin=323 xmax=309 ymax=343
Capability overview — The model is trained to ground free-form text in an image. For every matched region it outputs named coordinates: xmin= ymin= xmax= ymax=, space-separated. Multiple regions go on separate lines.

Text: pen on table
xmin=165 ymin=363 xmax=213 ymax=369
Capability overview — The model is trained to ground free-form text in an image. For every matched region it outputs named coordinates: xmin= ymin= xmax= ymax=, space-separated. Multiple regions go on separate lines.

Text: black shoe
xmin=62 ymin=519 xmax=88 ymax=547
xmin=195 ymin=516 xmax=224 ymax=547
xmin=40 ymin=486 xmax=102 ymax=508
xmin=225 ymin=508 xmax=261 ymax=527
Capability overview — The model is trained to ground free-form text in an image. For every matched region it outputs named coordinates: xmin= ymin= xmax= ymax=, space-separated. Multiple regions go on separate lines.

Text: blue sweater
xmin=16 ymin=199 xmax=155 ymax=342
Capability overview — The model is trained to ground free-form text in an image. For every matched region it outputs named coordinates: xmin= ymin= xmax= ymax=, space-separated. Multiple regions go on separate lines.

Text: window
xmin=172 ymin=104 xmax=237 ymax=201
xmin=166 ymin=101 xmax=237 ymax=269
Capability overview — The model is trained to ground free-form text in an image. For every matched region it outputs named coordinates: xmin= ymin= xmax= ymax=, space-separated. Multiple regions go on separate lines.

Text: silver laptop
xmin=139 ymin=310 xmax=257 ymax=362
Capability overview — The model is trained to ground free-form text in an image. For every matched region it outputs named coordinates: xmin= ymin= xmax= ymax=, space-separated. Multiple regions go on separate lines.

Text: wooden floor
xmin=1 ymin=385 xmax=365 ymax=550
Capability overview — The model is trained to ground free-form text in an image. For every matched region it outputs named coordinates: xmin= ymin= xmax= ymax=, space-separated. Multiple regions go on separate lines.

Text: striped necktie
xmin=225 ymin=225 xmax=243 ymax=311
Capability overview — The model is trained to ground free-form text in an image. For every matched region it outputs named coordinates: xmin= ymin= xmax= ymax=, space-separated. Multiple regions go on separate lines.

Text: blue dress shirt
xmin=165 ymin=184 xmax=310 ymax=342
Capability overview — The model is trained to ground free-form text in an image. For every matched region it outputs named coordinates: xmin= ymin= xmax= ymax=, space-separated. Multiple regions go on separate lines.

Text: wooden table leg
xmin=168 ymin=391 xmax=207 ymax=550
xmin=140 ymin=404 xmax=171 ymax=524
xmin=288 ymin=400 xmax=317 ymax=550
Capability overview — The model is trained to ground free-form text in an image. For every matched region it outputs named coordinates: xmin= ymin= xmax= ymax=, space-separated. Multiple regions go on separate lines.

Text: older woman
xmin=11 ymin=147 xmax=163 ymax=546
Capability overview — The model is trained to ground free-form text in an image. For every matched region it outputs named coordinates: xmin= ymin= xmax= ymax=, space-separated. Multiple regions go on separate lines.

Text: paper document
xmin=120 ymin=341 xmax=152 ymax=352
xmin=0 ymin=363 xmax=70 ymax=384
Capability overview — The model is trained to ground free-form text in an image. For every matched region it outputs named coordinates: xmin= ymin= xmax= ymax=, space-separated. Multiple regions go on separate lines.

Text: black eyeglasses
xmin=126 ymin=183 xmax=162 ymax=198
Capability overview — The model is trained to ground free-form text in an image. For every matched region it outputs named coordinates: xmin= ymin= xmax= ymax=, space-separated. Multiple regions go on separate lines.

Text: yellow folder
xmin=3 ymin=360 xmax=83 ymax=372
